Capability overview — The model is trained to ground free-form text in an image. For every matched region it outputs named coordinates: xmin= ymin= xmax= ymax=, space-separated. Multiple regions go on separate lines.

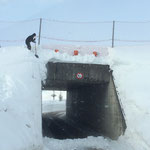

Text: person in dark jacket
xmin=25 ymin=33 xmax=36 ymax=50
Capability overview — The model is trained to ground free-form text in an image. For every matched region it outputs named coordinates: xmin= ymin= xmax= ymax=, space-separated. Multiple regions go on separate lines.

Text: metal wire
xmin=43 ymin=18 xmax=112 ymax=24
xmin=116 ymin=20 xmax=150 ymax=24
xmin=0 ymin=39 xmax=24 ymax=42
xmin=1 ymin=38 xmax=150 ymax=43
xmin=41 ymin=36 xmax=112 ymax=43
xmin=115 ymin=39 xmax=150 ymax=43
xmin=1 ymin=18 xmax=150 ymax=24
xmin=0 ymin=18 xmax=39 ymax=23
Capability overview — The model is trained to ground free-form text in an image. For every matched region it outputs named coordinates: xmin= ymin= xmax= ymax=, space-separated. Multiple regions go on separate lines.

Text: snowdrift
xmin=0 ymin=45 xmax=150 ymax=150
xmin=0 ymin=47 xmax=42 ymax=150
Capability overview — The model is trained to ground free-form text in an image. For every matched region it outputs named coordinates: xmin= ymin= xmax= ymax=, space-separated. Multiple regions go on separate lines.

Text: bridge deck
xmin=43 ymin=62 xmax=110 ymax=90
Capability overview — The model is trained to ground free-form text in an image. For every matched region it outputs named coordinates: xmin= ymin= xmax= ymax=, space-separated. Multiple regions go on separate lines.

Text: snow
xmin=109 ymin=45 xmax=150 ymax=149
xmin=38 ymin=45 xmax=109 ymax=65
xmin=0 ymin=44 xmax=150 ymax=150
xmin=0 ymin=47 xmax=43 ymax=150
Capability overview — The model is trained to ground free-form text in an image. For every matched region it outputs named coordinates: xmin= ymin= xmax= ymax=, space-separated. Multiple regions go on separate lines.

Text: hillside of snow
xmin=0 ymin=47 xmax=43 ymax=150
xmin=0 ymin=45 xmax=150 ymax=150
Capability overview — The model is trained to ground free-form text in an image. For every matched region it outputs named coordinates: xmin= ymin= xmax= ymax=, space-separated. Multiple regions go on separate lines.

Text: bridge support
xmin=42 ymin=62 xmax=126 ymax=140
xmin=66 ymin=73 xmax=126 ymax=139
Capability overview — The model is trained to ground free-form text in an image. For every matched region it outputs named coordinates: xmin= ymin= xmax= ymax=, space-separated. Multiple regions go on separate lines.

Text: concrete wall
xmin=66 ymin=72 xmax=126 ymax=139
xmin=102 ymin=72 xmax=126 ymax=139
xmin=43 ymin=62 xmax=110 ymax=90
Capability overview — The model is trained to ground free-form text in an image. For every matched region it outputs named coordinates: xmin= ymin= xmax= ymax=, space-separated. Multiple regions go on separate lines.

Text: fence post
xmin=38 ymin=18 xmax=42 ymax=45
xmin=112 ymin=20 xmax=115 ymax=48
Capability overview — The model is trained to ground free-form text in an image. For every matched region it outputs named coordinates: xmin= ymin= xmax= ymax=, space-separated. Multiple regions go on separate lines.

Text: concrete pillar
xmin=66 ymin=73 xmax=126 ymax=140
xmin=66 ymin=84 xmax=106 ymax=131
xmin=102 ymin=73 xmax=126 ymax=139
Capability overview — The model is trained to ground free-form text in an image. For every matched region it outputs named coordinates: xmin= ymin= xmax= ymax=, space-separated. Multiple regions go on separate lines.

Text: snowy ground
xmin=0 ymin=45 xmax=150 ymax=150
xmin=0 ymin=47 xmax=43 ymax=150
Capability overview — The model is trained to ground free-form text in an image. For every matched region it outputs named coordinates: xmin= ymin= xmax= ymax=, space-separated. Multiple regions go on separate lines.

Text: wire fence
xmin=1 ymin=18 xmax=150 ymax=47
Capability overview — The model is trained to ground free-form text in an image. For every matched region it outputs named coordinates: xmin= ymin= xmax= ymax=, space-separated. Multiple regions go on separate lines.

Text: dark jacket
xmin=25 ymin=33 xmax=36 ymax=44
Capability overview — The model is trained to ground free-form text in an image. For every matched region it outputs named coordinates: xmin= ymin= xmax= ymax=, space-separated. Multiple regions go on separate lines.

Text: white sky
xmin=0 ymin=0 xmax=150 ymax=21
xmin=1 ymin=0 xmax=150 ymax=46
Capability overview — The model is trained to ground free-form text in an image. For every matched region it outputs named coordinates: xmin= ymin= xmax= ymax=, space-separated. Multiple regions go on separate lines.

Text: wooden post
xmin=38 ymin=18 xmax=42 ymax=45
xmin=112 ymin=21 xmax=115 ymax=48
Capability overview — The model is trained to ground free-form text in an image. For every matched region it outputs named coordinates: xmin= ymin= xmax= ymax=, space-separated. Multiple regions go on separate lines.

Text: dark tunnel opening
xmin=42 ymin=84 xmax=107 ymax=139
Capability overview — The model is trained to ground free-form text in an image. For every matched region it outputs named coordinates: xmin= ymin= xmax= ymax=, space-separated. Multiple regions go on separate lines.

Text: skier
xmin=25 ymin=33 xmax=36 ymax=50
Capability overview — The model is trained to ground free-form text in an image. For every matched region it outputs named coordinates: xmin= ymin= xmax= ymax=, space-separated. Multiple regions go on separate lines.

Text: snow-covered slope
xmin=0 ymin=47 xmax=43 ymax=150
xmin=0 ymin=45 xmax=150 ymax=150
xmin=110 ymin=46 xmax=150 ymax=149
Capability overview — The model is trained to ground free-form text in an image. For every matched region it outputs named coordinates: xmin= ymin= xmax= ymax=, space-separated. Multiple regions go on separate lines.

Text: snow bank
xmin=0 ymin=45 xmax=109 ymax=150
xmin=109 ymin=45 xmax=150 ymax=150
xmin=0 ymin=47 xmax=43 ymax=150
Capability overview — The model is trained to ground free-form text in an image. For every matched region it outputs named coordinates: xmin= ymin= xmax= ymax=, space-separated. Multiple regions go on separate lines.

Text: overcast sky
xmin=0 ymin=0 xmax=150 ymax=21
xmin=1 ymin=0 xmax=150 ymax=46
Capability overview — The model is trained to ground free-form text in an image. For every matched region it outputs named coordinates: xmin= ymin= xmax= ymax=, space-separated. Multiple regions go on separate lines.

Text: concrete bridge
xmin=42 ymin=62 xmax=126 ymax=140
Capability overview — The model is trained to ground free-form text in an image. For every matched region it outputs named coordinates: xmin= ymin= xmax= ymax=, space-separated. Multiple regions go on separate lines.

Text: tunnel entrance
xmin=42 ymin=62 xmax=126 ymax=140
xmin=42 ymin=90 xmax=67 ymax=113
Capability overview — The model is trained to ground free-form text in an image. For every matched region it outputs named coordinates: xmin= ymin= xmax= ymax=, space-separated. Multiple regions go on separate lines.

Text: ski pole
xmin=35 ymin=43 xmax=39 ymax=58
